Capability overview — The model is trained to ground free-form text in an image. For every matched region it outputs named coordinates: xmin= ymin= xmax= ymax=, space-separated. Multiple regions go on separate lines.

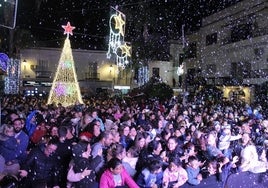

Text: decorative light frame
xmin=107 ymin=7 xmax=131 ymax=69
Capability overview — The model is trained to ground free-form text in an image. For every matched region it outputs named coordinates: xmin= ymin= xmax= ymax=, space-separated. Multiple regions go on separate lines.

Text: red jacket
xmin=100 ymin=167 xmax=139 ymax=188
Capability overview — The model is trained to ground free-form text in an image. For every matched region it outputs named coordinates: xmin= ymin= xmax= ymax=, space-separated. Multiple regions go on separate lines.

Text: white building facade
xmin=172 ymin=0 xmax=268 ymax=104
xmin=20 ymin=47 xmax=136 ymax=96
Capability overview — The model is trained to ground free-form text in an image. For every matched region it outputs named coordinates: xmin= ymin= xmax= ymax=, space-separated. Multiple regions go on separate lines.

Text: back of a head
xmin=148 ymin=159 xmax=162 ymax=172
xmin=188 ymin=155 xmax=197 ymax=163
xmin=107 ymin=157 xmax=122 ymax=169
xmin=109 ymin=143 xmax=124 ymax=158
xmin=58 ymin=126 xmax=68 ymax=138
xmin=0 ymin=175 xmax=18 ymax=188
xmin=99 ymin=130 xmax=111 ymax=140
xmin=147 ymin=140 xmax=160 ymax=153
xmin=169 ymin=156 xmax=182 ymax=166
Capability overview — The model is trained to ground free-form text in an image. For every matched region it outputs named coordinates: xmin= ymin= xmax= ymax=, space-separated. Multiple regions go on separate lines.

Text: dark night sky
xmin=1 ymin=0 xmax=243 ymax=59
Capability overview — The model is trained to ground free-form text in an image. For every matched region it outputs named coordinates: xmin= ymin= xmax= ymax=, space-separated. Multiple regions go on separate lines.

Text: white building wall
xmin=168 ymin=0 xmax=267 ymax=103
xmin=20 ymin=47 xmax=137 ymax=95
xmin=199 ymin=0 xmax=268 ymax=83
xmin=20 ymin=48 xmax=113 ymax=81
xmin=148 ymin=61 xmax=174 ymax=86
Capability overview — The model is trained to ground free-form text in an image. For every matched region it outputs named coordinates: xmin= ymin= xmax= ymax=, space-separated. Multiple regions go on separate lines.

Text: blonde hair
xmin=2 ymin=124 xmax=14 ymax=136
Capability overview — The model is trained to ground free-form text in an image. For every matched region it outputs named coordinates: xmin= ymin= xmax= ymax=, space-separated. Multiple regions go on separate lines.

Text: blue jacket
xmin=14 ymin=130 xmax=29 ymax=164
xmin=25 ymin=110 xmax=38 ymax=137
xmin=136 ymin=168 xmax=163 ymax=188
xmin=0 ymin=134 xmax=18 ymax=162
xmin=186 ymin=166 xmax=201 ymax=185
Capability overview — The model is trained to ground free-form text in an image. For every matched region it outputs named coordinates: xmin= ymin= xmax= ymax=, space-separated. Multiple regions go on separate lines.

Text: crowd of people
xmin=0 ymin=94 xmax=268 ymax=188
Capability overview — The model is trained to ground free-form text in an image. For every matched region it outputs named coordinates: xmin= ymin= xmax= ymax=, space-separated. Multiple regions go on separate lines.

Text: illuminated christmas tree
xmin=47 ymin=22 xmax=83 ymax=107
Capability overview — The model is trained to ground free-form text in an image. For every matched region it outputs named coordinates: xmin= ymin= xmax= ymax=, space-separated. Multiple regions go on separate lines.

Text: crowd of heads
xmin=0 ymin=94 xmax=267 ymax=187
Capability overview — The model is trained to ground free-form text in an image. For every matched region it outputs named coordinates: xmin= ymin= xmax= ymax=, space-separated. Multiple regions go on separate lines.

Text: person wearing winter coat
xmin=71 ymin=140 xmax=102 ymax=188
xmin=162 ymin=157 xmax=188 ymax=188
xmin=185 ymin=156 xmax=203 ymax=186
xmin=0 ymin=124 xmax=18 ymax=164
xmin=18 ymin=138 xmax=59 ymax=188
xmin=25 ymin=110 xmax=39 ymax=137
xmin=0 ymin=124 xmax=20 ymax=176
xmin=136 ymin=159 xmax=163 ymax=188
xmin=12 ymin=118 xmax=29 ymax=165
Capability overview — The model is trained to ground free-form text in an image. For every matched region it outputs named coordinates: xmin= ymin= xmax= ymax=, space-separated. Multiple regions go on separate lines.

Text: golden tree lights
xmin=47 ymin=22 xmax=83 ymax=107
xmin=107 ymin=7 xmax=131 ymax=69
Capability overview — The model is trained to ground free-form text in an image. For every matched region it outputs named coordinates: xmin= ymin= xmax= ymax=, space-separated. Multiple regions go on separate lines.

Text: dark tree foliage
xmin=197 ymin=85 xmax=223 ymax=104
xmin=129 ymin=76 xmax=173 ymax=101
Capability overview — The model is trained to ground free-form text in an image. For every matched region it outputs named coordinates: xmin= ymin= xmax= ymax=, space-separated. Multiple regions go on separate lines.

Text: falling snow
xmin=0 ymin=0 xmax=244 ymax=52
xmin=1 ymin=0 xmax=267 ymax=104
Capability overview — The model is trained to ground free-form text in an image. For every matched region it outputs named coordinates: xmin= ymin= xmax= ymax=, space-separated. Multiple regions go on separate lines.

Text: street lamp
xmin=22 ymin=59 xmax=27 ymax=72
xmin=109 ymin=64 xmax=116 ymax=85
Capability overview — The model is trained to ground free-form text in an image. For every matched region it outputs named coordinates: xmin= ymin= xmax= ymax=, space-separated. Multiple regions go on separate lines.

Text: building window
xmin=86 ymin=61 xmax=99 ymax=80
xmin=37 ymin=59 xmax=49 ymax=69
xmin=231 ymin=23 xmax=253 ymax=42
xmin=206 ymin=64 xmax=216 ymax=75
xmin=206 ymin=33 xmax=217 ymax=46
xmin=254 ymin=48 xmax=264 ymax=60
xmin=231 ymin=62 xmax=251 ymax=83
xmin=184 ymin=42 xmax=197 ymax=59
xmin=186 ymin=68 xmax=196 ymax=86
xmin=243 ymin=62 xmax=251 ymax=78
xmin=179 ymin=53 xmax=184 ymax=65
xmin=152 ymin=67 xmax=160 ymax=77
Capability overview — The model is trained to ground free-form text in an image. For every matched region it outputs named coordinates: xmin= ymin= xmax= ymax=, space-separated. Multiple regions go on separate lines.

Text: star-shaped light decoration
xmin=62 ymin=22 xmax=75 ymax=38
xmin=119 ymin=43 xmax=131 ymax=57
xmin=114 ymin=13 xmax=125 ymax=36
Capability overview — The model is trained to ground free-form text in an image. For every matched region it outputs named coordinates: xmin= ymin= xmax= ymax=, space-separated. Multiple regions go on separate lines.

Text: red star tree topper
xmin=62 ymin=22 xmax=75 ymax=37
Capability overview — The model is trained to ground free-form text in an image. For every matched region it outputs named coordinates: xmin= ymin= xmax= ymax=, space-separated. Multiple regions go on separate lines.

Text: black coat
xmin=21 ymin=144 xmax=59 ymax=187
xmin=73 ymin=155 xmax=101 ymax=188
xmin=54 ymin=140 xmax=73 ymax=187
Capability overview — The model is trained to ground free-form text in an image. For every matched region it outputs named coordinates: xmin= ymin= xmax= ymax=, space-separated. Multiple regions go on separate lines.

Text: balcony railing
xmin=84 ymin=72 xmax=100 ymax=80
xmin=35 ymin=71 xmax=52 ymax=79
